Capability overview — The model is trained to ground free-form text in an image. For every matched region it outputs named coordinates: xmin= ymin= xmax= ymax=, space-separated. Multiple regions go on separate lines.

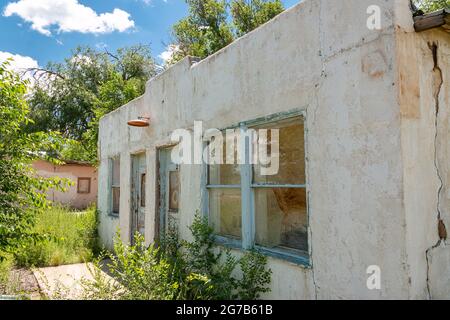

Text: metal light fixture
xmin=128 ymin=116 xmax=150 ymax=127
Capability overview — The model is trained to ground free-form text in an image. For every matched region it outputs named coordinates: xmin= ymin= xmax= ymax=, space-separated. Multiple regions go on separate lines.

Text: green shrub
xmin=413 ymin=0 xmax=449 ymax=13
xmin=238 ymin=251 xmax=271 ymax=300
xmin=0 ymin=61 xmax=69 ymax=259
xmin=83 ymin=215 xmax=272 ymax=300
xmin=14 ymin=205 xmax=99 ymax=267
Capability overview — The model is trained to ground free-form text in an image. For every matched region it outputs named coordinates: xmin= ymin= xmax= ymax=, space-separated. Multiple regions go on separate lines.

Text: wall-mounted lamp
xmin=128 ymin=116 xmax=150 ymax=127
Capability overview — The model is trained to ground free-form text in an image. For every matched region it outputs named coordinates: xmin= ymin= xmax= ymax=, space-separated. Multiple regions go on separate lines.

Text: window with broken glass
xmin=206 ymin=113 xmax=309 ymax=265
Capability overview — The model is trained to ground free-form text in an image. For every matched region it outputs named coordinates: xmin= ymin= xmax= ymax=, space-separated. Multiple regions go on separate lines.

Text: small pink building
xmin=33 ymin=159 xmax=98 ymax=210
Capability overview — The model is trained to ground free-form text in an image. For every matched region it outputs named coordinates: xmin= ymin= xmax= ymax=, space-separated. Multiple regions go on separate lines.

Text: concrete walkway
xmin=33 ymin=263 xmax=111 ymax=299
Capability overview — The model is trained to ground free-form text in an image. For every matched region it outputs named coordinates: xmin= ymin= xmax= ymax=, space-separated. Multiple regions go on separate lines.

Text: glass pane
xmin=169 ymin=170 xmax=180 ymax=211
xmin=255 ymin=188 xmax=308 ymax=252
xmin=209 ymin=188 xmax=241 ymax=239
xmin=208 ymin=135 xmax=240 ymax=185
xmin=112 ymin=187 xmax=120 ymax=214
xmin=112 ymin=158 xmax=120 ymax=186
xmin=140 ymin=173 xmax=146 ymax=207
xmin=209 ymin=164 xmax=240 ymax=185
xmin=253 ymin=117 xmax=305 ymax=185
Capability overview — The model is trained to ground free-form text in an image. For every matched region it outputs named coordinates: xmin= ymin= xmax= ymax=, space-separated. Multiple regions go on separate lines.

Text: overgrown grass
xmin=79 ymin=215 xmax=272 ymax=300
xmin=0 ymin=254 xmax=13 ymax=291
xmin=13 ymin=206 xmax=99 ymax=268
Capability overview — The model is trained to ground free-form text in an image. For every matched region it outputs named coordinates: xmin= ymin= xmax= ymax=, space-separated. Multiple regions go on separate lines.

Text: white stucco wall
xmin=98 ymin=0 xmax=450 ymax=299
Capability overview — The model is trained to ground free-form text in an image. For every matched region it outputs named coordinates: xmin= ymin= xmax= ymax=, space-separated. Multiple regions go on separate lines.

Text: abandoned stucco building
xmin=98 ymin=0 xmax=450 ymax=299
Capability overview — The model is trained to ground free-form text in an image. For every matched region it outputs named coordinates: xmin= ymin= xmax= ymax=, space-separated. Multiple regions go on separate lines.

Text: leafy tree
xmin=82 ymin=70 xmax=147 ymax=161
xmin=413 ymin=0 xmax=449 ymax=13
xmin=168 ymin=0 xmax=284 ymax=64
xmin=26 ymin=47 xmax=110 ymax=140
xmin=0 ymin=61 xmax=68 ymax=258
xmin=171 ymin=0 xmax=234 ymax=61
xmin=26 ymin=45 xmax=157 ymax=162
xmin=231 ymin=0 xmax=284 ymax=36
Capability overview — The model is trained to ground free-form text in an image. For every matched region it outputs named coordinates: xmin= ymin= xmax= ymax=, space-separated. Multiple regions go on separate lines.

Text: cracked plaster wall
xmin=398 ymin=26 xmax=450 ymax=299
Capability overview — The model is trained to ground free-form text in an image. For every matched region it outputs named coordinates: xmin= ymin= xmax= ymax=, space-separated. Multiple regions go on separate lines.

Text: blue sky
xmin=0 ymin=0 xmax=299 ymax=69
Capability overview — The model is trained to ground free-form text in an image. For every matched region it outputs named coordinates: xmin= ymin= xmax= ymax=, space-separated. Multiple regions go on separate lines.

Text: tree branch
xmin=25 ymin=68 xmax=65 ymax=81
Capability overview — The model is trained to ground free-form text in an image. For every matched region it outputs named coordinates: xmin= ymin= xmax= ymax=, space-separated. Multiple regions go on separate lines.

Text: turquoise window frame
xmin=204 ymin=109 xmax=310 ymax=267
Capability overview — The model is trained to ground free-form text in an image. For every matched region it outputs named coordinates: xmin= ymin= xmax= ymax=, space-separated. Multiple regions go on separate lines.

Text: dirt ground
xmin=1 ymin=268 xmax=41 ymax=299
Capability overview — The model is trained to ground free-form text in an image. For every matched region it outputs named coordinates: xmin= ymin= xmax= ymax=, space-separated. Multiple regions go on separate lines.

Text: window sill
xmin=254 ymin=245 xmax=311 ymax=268
xmin=214 ymin=235 xmax=242 ymax=251
xmin=108 ymin=213 xmax=120 ymax=219
xmin=213 ymin=236 xmax=311 ymax=268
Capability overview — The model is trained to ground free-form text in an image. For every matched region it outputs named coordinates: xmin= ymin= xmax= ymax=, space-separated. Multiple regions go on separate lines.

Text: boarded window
xmin=252 ymin=117 xmax=307 ymax=253
xmin=112 ymin=187 xmax=120 ymax=214
xmin=140 ymin=173 xmax=146 ymax=207
xmin=77 ymin=177 xmax=91 ymax=194
xmin=169 ymin=170 xmax=180 ymax=211
xmin=111 ymin=157 xmax=120 ymax=215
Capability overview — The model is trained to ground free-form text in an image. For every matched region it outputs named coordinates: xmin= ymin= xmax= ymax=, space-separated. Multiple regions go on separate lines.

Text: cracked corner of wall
xmin=426 ymin=241 xmax=450 ymax=299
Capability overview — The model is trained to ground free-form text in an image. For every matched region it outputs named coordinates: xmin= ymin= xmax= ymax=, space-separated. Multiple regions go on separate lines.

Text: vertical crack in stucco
xmin=307 ymin=0 xmax=325 ymax=301
xmin=425 ymin=241 xmax=441 ymax=299
xmin=425 ymin=42 xmax=446 ymax=300
xmin=429 ymin=42 xmax=444 ymax=225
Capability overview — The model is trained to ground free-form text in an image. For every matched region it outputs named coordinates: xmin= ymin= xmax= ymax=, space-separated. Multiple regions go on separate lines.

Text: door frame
xmin=155 ymin=144 xmax=179 ymax=245
xmin=130 ymin=152 xmax=146 ymax=244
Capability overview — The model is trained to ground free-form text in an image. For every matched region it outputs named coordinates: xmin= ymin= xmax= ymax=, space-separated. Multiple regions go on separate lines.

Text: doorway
xmin=157 ymin=147 xmax=180 ymax=242
xmin=131 ymin=152 xmax=146 ymax=243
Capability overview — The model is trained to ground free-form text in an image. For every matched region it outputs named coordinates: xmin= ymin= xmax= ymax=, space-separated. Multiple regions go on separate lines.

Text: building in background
xmin=33 ymin=159 xmax=98 ymax=210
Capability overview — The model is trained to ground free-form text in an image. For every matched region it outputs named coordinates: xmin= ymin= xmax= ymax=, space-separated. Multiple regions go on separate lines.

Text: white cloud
xmin=0 ymin=51 xmax=39 ymax=85
xmin=0 ymin=51 xmax=39 ymax=71
xmin=137 ymin=0 xmax=168 ymax=7
xmin=3 ymin=0 xmax=135 ymax=36
xmin=158 ymin=44 xmax=180 ymax=65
